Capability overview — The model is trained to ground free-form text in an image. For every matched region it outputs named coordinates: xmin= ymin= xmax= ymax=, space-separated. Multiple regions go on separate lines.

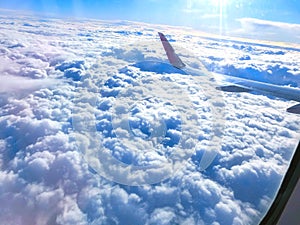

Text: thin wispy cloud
xmin=0 ymin=76 xmax=58 ymax=94
xmin=236 ymin=17 xmax=300 ymax=43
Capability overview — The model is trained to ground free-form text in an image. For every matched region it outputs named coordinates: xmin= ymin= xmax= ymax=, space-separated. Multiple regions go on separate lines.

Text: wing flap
xmin=216 ymin=85 xmax=252 ymax=92
xmin=287 ymin=103 xmax=300 ymax=114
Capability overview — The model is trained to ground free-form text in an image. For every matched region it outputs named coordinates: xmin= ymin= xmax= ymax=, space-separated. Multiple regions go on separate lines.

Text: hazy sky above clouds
xmin=0 ymin=0 xmax=299 ymax=27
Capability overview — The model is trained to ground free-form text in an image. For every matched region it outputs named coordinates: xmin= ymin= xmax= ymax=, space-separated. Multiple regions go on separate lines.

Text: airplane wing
xmin=158 ymin=32 xmax=300 ymax=115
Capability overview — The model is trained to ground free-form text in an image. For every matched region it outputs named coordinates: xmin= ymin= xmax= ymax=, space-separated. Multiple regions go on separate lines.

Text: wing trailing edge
xmin=158 ymin=32 xmax=186 ymax=69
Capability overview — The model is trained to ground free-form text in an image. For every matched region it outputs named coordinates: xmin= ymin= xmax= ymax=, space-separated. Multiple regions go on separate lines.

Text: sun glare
xmin=208 ymin=0 xmax=229 ymax=34
xmin=210 ymin=0 xmax=229 ymax=7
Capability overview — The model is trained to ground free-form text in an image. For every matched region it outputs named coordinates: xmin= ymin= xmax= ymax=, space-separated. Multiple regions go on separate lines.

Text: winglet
xmin=158 ymin=32 xmax=186 ymax=69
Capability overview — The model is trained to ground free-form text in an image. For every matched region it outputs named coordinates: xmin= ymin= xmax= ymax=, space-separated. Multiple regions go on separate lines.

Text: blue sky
xmin=0 ymin=0 xmax=299 ymax=27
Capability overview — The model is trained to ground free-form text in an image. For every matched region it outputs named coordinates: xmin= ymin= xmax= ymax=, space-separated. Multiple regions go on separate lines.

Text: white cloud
xmin=149 ymin=208 xmax=176 ymax=225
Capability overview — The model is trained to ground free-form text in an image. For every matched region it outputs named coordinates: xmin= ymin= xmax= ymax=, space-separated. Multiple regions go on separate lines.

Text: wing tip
xmin=158 ymin=32 xmax=167 ymax=41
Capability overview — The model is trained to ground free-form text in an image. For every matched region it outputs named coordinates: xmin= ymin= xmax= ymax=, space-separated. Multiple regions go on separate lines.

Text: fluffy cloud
xmin=0 ymin=10 xmax=299 ymax=225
